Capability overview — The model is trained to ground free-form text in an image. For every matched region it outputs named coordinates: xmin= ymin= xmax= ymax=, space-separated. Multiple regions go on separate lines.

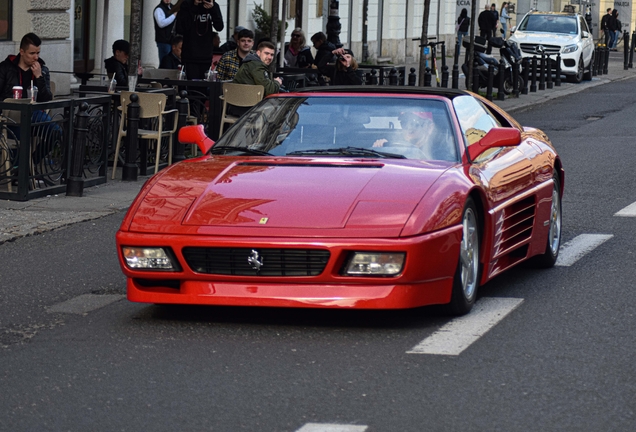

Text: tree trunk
xmin=270 ymin=0 xmax=280 ymax=72
xmin=128 ymin=0 xmax=142 ymax=77
xmin=417 ymin=0 xmax=431 ymax=86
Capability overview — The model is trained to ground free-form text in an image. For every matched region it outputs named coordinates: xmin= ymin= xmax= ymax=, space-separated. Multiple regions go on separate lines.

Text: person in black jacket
xmin=175 ymin=0 xmax=224 ymax=79
xmin=478 ymin=4 xmax=497 ymax=54
xmin=159 ymin=35 xmax=183 ymax=69
xmin=331 ymin=48 xmax=362 ymax=86
xmin=456 ymin=8 xmax=470 ymax=50
xmin=104 ymin=39 xmax=129 ymax=87
xmin=0 ymin=32 xmax=53 ymax=102
xmin=283 ymin=28 xmax=313 ymax=68
xmin=310 ymin=32 xmax=337 ymax=85
xmin=600 ymin=8 xmax=612 ymax=47
xmin=154 ymin=0 xmax=179 ymax=63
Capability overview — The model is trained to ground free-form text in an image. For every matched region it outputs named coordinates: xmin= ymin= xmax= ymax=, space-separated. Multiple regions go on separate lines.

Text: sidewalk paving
xmin=1 ymin=52 xmax=633 ymax=245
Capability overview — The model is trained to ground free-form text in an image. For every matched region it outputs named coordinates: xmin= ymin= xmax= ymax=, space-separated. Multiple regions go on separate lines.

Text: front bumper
xmin=117 ymin=225 xmax=463 ymax=310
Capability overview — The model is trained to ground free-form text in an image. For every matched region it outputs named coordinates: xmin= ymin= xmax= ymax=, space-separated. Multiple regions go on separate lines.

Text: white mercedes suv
xmin=509 ymin=11 xmax=594 ymax=83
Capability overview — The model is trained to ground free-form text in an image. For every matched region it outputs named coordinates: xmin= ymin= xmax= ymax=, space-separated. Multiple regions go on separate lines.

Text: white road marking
xmin=555 ymin=234 xmax=613 ymax=267
xmin=296 ymin=424 xmax=367 ymax=432
xmin=407 ymin=297 xmax=524 ymax=356
xmin=614 ymin=201 xmax=636 ymax=217
xmin=47 ymin=294 xmax=125 ymax=315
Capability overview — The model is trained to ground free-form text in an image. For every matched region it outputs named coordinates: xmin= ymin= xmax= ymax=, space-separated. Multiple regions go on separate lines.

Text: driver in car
xmin=372 ymin=111 xmax=441 ymax=159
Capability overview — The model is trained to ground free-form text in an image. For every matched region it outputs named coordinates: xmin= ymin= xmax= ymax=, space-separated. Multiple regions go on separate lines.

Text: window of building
xmin=0 ymin=0 xmax=12 ymax=41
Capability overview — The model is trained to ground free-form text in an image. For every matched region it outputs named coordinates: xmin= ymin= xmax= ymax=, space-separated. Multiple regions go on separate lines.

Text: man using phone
xmin=175 ymin=0 xmax=224 ymax=79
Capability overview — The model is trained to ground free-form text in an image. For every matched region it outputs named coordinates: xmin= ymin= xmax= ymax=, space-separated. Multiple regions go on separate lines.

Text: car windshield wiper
xmin=210 ymin=146 xmax=272 ymax=156
xmin=287 ymin=147 xmax=406 ymax=159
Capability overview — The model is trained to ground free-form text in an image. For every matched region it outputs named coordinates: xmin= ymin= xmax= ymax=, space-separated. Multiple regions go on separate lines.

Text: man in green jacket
xmin=233 ymin=41 xmax=282 ymax=96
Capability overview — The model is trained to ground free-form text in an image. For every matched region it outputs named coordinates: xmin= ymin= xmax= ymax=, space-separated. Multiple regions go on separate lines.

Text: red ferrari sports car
xmin=116 ymin=87 xmax=563 ymax=315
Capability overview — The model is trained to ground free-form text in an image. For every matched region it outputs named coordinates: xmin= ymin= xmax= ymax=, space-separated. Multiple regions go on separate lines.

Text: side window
xmin=579 ymin=17 xmax=587 ymax=34
xmin=452 ymin=95 xmax=500 ymax=146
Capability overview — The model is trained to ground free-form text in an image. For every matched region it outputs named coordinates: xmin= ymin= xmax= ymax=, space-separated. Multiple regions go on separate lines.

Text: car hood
xmin=127 ymin=157 xmax=453 ymax=235
xmin=510 ymin=31 xmax=578 ymax=45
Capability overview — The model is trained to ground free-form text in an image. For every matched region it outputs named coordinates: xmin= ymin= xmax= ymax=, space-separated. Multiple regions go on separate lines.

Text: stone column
xmin=142 ymin=0 xmax=159 ymax=68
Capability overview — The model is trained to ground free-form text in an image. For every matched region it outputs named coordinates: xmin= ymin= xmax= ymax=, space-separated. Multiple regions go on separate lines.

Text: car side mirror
xmin=178 ymin=124 xmax=215 ymax=155
xmin=510 ymin=25 xmax=516 ymax=34
xmin=582 ymin=31 xmax=589 ymax=38
xmin=467 ymin=127 xmax=521 ymax=160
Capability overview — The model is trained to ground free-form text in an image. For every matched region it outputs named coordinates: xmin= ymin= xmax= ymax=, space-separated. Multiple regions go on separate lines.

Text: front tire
xmin=566 ymin=56 xmax=584 ymax=83
xmin=448 ymin=198 xmax=481 ymax=315
xmin=530 ymin=173 xmax=562 ymax=268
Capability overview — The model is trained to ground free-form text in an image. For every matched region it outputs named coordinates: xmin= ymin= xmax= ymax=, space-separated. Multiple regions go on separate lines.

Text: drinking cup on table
xmin=128 ymin=75 xmax=138 ymax=91
xmin=28 ymin=86 xmax=38 ymax=102
xmin=12 ymin=86 xmax=23 ymax=99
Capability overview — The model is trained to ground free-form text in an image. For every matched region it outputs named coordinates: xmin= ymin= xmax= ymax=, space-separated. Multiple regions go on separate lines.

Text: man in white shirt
xmin=154 ymin=0 xmax=181 ymax=62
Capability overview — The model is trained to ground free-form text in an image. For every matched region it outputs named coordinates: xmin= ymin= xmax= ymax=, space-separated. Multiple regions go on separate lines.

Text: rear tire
xmin=447 ymin=198 xmax=481 ymax=315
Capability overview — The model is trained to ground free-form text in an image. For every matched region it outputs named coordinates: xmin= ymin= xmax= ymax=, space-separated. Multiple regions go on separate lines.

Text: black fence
xmin=0 ymin=96 xmax=111 ymax=201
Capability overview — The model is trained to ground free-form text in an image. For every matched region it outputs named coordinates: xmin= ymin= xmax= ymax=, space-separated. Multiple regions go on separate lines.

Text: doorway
xmin=73 ymin=0 xmax=97 ymax=74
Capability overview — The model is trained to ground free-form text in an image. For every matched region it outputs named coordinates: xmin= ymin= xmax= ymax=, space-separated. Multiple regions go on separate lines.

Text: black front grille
xmin=182 ymin=247 xmax=331 ymax=276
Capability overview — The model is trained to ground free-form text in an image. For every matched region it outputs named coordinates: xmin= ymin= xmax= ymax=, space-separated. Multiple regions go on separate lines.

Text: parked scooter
xmin=462 ymin=36 xmax=524 ymax=94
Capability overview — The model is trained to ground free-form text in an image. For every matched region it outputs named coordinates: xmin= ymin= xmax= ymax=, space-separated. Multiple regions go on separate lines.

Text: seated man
xmin=0 ymin=32 xmax=53 ymax=102
xmin=233 ymin=40 xmax=283 ymax=96
xmin=216 ymin=28 xmax=254 ymax=81
xmin=159 ymin=35 xmax=183 ymax=69
xmin=104 ymin=39 xmax=130 ymax=87
xmin=373 ymin=111 xmax=456 ymax=161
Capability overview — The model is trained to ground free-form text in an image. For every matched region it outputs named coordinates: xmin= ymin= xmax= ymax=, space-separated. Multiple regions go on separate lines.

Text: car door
xmin=579 ymin=15 xmax=594 ymax=65
xmin=452 ymin=95 xmax=536 ymax=207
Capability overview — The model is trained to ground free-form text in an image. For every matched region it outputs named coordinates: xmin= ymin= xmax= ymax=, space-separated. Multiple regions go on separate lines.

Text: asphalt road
xmin=2 ymin=78 xmax=636 ymax=431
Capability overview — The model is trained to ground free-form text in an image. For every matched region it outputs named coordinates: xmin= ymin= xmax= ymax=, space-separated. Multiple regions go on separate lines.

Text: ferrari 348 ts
xmin=116 ymin=87 xmax=563 ymax=315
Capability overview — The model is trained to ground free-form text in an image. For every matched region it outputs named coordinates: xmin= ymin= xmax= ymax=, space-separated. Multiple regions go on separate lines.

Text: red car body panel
xmin=116 ymin=90 xmax=563 ymax=310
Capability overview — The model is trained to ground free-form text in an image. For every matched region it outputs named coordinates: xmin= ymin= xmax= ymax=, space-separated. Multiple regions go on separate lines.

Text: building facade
xmin=0 ymin=1 xmax=629 ymax=96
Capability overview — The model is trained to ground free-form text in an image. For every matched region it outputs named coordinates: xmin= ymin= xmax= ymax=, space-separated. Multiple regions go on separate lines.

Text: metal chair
xmin=219 ymin=83 xmax=264 ymax=136
xmin=112 ymin=91 xmax=178 ymax=179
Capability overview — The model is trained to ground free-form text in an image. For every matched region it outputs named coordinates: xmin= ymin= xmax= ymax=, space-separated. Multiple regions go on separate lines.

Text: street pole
xmin=327 ymin=0 xmax=342 ymax=48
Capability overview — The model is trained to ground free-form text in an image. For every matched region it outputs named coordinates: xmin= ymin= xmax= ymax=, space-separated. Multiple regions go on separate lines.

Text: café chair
xmin=112 ymin=91 xmax=178 ymax=179
xmin=219 ymin=83 xmax=264 ymax=136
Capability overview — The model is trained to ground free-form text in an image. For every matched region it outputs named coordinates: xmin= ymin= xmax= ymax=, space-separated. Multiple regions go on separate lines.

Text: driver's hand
xmin=372 ymin=139 xmax=387 ymax=148
xmin=275 ymin=77 xmax=283 ymax=85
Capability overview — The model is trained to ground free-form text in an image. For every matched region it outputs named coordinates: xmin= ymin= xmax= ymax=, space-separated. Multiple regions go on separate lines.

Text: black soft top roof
xmin=293 ymin=85 xmax=469 ymax=99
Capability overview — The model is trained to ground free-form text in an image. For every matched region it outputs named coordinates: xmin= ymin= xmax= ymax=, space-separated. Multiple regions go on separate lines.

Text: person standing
xmin=610 ymin=10 xmax=620 ymax=51
xmin=154 ymin=0 xmax=179 ymax=63
xmin=233 ymin=41 xmax=282 ymax=96
xmin=216 ymin=28 xmax=254 ymax=81
xmin=600 ymin=8 xmax=612 ymax=47
xmin=499 ymin=3 xmax=510 ymax=39
xmin=175 ymin=0 xmax=224 ymax=80
xmin=490 ymin=4 xmax=499 ymax=40
xmin=104 ymin=39 xmax=130 ymax=87
xmin=456 ymin=8 xmax=470 ymax=50
xmin=478 ymin=4 xmax=496 ymax=54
